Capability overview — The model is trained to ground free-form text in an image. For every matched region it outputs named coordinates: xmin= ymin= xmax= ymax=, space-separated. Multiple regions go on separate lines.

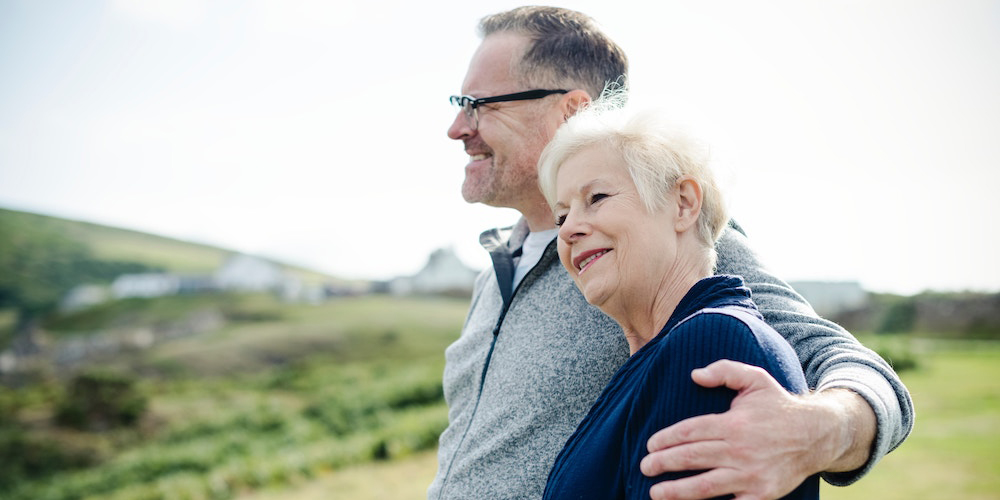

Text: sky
xmin=1 ymin=0 xmax=998 ymax=296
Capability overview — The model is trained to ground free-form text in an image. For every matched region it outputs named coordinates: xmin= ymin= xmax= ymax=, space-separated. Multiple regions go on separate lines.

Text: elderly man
xmin=429 ymin=6 xmax=913 ymax=500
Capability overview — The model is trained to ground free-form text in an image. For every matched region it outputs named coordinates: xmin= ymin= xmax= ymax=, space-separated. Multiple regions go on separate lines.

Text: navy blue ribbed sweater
xmin=543 ymin=275 xmax=820 ymax=500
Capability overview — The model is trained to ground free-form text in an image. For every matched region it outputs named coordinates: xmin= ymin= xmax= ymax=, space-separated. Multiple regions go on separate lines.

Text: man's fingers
xmin=648 ymin=467 xmax=744 ymax=500
xmin=645 ymin=361 xmax=808 ymax=498
xmin=640 ymin=440 xmax=730 ymax=476
xmin=646 ymin=413 xmax=725 ymax=453
xmin=646 ymin=360 xmax=777 ymax=454
xmin=690 ymin=359 xmax=775 ymax=393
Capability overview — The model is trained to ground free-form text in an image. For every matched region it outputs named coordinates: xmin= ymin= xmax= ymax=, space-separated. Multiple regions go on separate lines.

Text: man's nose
xmin=448 ymin=110 xmax=474 ymax=140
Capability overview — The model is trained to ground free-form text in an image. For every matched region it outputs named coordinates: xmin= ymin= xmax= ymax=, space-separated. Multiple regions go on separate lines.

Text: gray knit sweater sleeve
xmin=714 ymin=226 xmax=914 ymax=485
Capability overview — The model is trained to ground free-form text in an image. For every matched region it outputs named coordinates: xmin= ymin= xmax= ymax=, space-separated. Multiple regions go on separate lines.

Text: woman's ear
xmin=674 ymin=176 xmax=703 ymax=233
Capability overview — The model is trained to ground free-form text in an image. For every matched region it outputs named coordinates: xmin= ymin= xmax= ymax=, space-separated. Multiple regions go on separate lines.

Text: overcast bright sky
xmin=1 ymin=0 xmax=998 ymax=295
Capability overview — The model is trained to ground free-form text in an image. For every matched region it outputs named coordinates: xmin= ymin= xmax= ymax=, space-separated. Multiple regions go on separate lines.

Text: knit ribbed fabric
xmin=543 ymin=276 xmax=820 ymax=500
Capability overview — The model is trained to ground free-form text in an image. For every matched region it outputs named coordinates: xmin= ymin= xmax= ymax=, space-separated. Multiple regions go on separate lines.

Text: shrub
xmin=0 ymin=427 xmax=107 ymax=488
xmin=0 ymin=387 xmax=19 ymax=426
xmin=55 ymin=369 xmax=148 ymax=431
xmin=867 ymin=335 xmax=922 ymax=372
xmin=877 ymin=299 xmax=917 ymax=334
xmin=876 ymin=345 xmax=921 ymax=372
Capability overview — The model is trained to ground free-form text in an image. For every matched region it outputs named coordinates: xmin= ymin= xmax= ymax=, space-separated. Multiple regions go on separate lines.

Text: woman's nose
xmin=558 ymin=211 xmax=588 ymax=243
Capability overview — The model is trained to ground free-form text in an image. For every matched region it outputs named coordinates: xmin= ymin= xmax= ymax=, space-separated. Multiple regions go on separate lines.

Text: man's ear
xmin=561 ymin=89 xmax=592 ymax=121
xmin=674 ymin=176 xmax=703 ymax=233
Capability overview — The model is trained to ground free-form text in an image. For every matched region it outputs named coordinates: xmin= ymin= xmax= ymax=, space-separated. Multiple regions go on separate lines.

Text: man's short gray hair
xmin=478 ymin=6 xmax=628 ymax=99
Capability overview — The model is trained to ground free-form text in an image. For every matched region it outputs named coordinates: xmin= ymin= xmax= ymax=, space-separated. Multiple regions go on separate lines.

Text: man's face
xmin=448 ymin=33 xmax=565 ymax=212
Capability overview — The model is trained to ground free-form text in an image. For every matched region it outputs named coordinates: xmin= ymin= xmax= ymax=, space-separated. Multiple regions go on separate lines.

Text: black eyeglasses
xmin=449 ymin=89 xmax=568 ymax=130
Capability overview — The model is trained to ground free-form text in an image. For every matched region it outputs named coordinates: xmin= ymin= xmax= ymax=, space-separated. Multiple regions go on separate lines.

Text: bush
xmin=876 ymin=345 xmax=921 ymax=372
xmin=867 ymin=335 xmax=922 ymax=372
xmin=55 ymin=369 xmax=148 ymax=431
xmin=0 ymin=387 xmax=19 ymax=426
xmin=0 ymin=427 xmax=107 ymax=488
xmin=877 ymin=298 xmax=917 ymax=334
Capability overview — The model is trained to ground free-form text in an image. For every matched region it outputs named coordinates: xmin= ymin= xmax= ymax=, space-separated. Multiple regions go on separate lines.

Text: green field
xmin=3 ymin=295 xmax=999 ymax=500
xmin=6 ymin=207 xmax=996 ymax=499
xmin=0 ymin=295 xmax=467 ymax=500
xmin=823 ymin=340 xmax=1000 ymax=500
xmin=237 ymin=339 xmax=1000 ymax=500
xmin=0 ymin=207 xmax=230 ymax=273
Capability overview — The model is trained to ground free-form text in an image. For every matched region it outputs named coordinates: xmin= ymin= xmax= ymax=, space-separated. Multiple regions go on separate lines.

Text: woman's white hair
xmin=538 ymin=86 xmax=728 ymax=263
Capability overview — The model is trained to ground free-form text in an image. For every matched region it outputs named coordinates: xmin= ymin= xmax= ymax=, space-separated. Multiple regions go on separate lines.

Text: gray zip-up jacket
xmin=428 ymin=220 xmax=913 ymax=500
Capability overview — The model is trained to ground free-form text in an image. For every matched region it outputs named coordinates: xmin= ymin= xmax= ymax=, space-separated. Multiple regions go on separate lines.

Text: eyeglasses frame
xmin=449 ymin=89 xmax=569 ymax=129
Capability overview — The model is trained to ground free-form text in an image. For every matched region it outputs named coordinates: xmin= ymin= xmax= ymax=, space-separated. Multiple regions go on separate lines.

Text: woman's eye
xmin=555 ymin=214 xmax=567 ymax=227
xmin=590 ymin=193 xmax=609 ymax=204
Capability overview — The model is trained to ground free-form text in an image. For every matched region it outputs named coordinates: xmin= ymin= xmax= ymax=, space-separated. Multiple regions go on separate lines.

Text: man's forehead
xmin=461 ymin=32 xmax=528 ymax=96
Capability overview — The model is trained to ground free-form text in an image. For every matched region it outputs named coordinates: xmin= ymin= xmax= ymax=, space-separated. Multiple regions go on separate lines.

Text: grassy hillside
xmin=0 ymin=207 xmax=342 ymax=342
xmin=5 ymin=207 xmax=997 ymax=499
xmin=0 ymin=207 xmax=336 ymax=280
xmin=9 ymin=297 xmax=999 ymax=500
xmin=237 ymin=337 xmax=1000 ymax=500
xmin=0 ymin=210 xmax=458 ymax=499
xmin=0 ymin=207 xmax=230 ymax=273
xmin=1 ymin=294 xmax=469 ymax=500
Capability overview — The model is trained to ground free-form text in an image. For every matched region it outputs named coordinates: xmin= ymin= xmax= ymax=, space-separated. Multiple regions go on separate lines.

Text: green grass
xmin=822 ymin=340 xmax=1000 ymax=500
xmin=239 ymin=338 xmax=1000 ymax=500
xmin=1 ymin=295 xmax=468 ymax=500
xmin=77 ymin=224 xmax=338 ymax=284
xmin=0 ymin=207 xmax=339 ymax=283
xmin=0 ymin=207 xmax=229 ymax=273
xmin=78 ymin=225 xmax=229 ymax=273
xmin=237 ymin=450 xmax=440 ymax=500
xmin=8 ymin=292 xmax=999 ymax=500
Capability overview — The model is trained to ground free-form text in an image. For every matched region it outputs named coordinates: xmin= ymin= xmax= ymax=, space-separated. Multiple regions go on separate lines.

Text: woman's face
xmin=553 ymin=145 xmax=680 ymax=312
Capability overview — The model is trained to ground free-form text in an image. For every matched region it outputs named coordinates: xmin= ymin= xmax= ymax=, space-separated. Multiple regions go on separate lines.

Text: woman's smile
xmin=574 ymin=248 xmax=612 ymax=275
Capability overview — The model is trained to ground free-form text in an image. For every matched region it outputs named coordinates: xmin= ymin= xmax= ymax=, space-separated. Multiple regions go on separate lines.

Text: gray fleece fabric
xmin=427 ymin=221 xmax=913 ymax=500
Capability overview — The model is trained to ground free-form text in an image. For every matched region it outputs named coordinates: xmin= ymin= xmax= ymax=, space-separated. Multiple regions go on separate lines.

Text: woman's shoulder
xmin=667 ymin=305 xmax=768 ymax=343
xmin=659 ymin=305 xmax=808 ymax=393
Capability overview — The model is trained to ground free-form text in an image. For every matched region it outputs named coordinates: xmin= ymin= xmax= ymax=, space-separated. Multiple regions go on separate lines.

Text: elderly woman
xmin=537 ymin=98 xmax=820 ymax=500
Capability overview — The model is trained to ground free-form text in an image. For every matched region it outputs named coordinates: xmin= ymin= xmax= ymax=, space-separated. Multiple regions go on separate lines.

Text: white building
xmin=112 ymin=273 xmax=180 ymax=299
xmin=789 ymin=281 xmax=869 ymax=317
xmin=214 ymin=254 xmax=287 ymax=292
xmin=60 ymin=284 xmax=111 ymax=312
xmin=62 ymin=253 xmax=329 ymax=311
xmin=391 ymin=248 xmax=480 ymax=296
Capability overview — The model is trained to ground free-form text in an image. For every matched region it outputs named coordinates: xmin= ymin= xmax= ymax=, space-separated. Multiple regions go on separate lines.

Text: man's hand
xmin=639 ymin=360 xmax=876 ymax=500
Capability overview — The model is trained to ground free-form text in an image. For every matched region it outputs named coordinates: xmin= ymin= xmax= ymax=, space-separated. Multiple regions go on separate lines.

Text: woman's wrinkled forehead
xmin=555 ymin=145 xmax=631 ymax=198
